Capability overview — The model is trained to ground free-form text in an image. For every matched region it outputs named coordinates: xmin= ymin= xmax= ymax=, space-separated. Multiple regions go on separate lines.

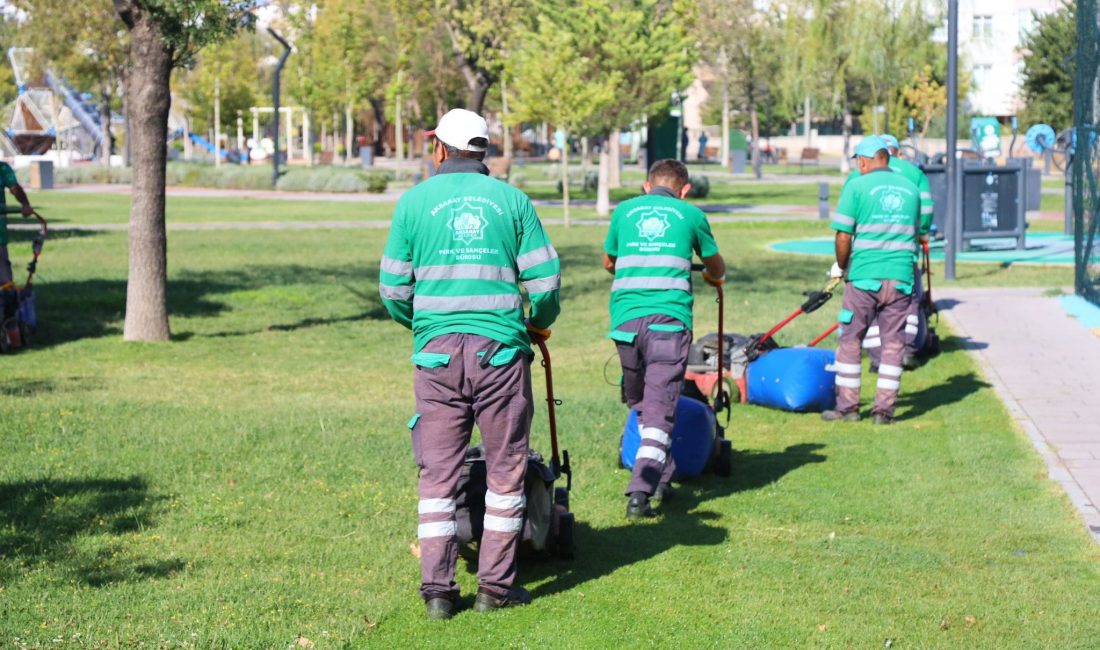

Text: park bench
xmin=797 ymin=147 xmax=820 ymax=167
xmin=487 ymin=157 xmax=512 ymax=180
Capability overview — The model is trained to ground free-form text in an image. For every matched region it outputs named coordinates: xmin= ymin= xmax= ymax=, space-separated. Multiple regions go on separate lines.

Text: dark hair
xmin=647 ymin=159 xmax=689 ymax=190
xmin=439 ymin=137 xmax=487 ymax=161
xmin=874 ymin=149 xmax=890 ymax=163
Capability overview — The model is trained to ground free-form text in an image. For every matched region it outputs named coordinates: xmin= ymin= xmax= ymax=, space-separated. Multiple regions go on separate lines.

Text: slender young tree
xmin=112 ymin=0 xmax=256 ymax=341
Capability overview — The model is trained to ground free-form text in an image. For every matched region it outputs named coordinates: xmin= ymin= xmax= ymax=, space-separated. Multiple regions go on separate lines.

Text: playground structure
xmin=1 ymin=48 xmax=109 ymax=163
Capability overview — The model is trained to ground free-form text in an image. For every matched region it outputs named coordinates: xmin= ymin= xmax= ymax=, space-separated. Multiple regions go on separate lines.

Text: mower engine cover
xmin=621 ymin=396 xmax=717 ymax=477
xmin=746 ymin=347 xmax=837 ymax=412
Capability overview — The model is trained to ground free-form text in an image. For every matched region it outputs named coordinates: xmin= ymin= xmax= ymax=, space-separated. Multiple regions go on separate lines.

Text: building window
xmin=973 ymin=64 xmax=993 ymax=90
xmin=972 ymin=14 xmax=993 ymax=40
xmin=1018 ymin=9 xmax=1035 ymax=40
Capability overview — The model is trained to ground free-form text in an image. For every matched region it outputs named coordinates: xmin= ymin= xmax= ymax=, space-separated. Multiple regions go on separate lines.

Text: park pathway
xmin=936 ymin=287 xmax=1100 ymax=544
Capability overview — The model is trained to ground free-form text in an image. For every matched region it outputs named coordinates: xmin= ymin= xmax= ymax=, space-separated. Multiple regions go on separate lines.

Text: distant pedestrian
xmin=379 ymin=108 xmax=561 ymax=619
xmin=823 ymin=136 xmax=921 ymax=425
xmin=603 ymin=159 xmax=725 ymax=518
xmin=698 ymin=132 xmax=709 ymax=161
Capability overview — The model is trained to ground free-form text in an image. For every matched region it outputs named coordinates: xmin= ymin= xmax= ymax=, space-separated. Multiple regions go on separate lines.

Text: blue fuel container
xmin=621 ymin=396 xmax=717 ymax=477
xmin=746 ymin=347 xmax=837 ymax=412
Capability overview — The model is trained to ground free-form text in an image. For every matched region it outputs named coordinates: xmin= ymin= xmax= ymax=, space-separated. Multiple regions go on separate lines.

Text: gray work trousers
xmin=865 ymin=263 xmax=923 ymax=363
xmin=615 ymin=314 xmax=690 ymax=496
xmin=834 ymin=281 xmax=912 ymax=418
xmin=410 ymin=333 xmax=533 ymax=602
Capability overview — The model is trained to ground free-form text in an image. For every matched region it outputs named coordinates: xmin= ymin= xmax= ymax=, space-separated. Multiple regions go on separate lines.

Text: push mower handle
xmin=690 ymin=263 xmax=705 ymax=272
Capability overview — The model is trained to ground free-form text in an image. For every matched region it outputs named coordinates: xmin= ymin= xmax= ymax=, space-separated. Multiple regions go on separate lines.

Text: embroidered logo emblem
xmin=636 ymin=210 xmax=671 ymax=242
xmin=448 ymin=202 xmax=488 ymax=245
xmin=879 ymin=190 xmax=904 ymax=213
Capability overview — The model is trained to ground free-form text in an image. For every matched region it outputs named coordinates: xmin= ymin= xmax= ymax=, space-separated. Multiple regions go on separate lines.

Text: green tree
xmin=112 ymin=0 xmax=257 ymax=342
xmin=437 ymin=0 xmax=527 ymax=114
xmin=698 ymin=0 xmax=782 ymax=178
xmin=509 ymin=4 xmax=620 ymax=226
xmin=175 ymin=33 xmax=261 ymax=139
xmin=1019 ymin=1 xmax=1075 ymax=129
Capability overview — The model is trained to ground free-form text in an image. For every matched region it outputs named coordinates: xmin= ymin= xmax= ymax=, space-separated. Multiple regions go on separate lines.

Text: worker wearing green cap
xmin=846 ymin=134 xmax=934 ymax=367
xmin=824 ymin=136 xmax=921 ymax=425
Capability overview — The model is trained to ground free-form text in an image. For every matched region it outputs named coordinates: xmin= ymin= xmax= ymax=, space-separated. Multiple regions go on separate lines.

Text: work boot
xmin=425 ymin=597 xmax=455 ymax=620
xmin=821 ymin=409 xmax=861 ymax=422
xmin=872 ymin=413 xmax=895 ymax=426
xmin=654 ymin=482 xmax=676 ymax=502
xmin=902 ymin=353 xmax=919 ymax=370
xmin=474 ymin=586 xmax=531 ymax=612
xmin=626 ymin=491 xmax=656 ymax=520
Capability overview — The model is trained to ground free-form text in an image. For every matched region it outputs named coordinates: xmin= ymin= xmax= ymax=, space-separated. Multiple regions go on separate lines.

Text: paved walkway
xmin=937 ymin=287 xmax=1100 ymax=544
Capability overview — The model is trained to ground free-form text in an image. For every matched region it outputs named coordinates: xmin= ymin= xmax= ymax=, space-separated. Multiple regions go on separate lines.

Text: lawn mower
xmin=1 ymin=207 xmax=47 ymax=353
xmin=455 ymin=338 xmax=575 ymax=560
xmin=619 ymin=264 xmax=734 ymax=480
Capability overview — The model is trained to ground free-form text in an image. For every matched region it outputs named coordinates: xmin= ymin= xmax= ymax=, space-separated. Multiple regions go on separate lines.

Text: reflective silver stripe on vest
xmin=414 ymin=264 xmax=517 ymax=283
xmin=876 ymin=377 xmax=901 ymax=391
xmin=611 ymin=277 xmax=691 ymax=292
xmin=483 ymin=514 xmax=524 ymax=533
xmin=833 ymin=212 xmax=856 ymax=227
xmin=418 ymin=498 xmax=456 ymax=515
xmin=615 ymin=255 xmax=691 ymax=271
xmin=522 ymin=275 xmax=561 ymax=294
xmin=835 ymin=376 xmax=861 ymax=388
xmin=636 ymin=446 xmax=667 ymax=464
xmin=381 ymin=256 xmax=413 ymax=277
xmin=485 ymin=491 xmax=526 ymax=510
xmin=920 ymin=192 xmax=932 ymax=200
xmin=517 ymin=245 xmax=558 ymax=272
xmin=853 ymin=239 xmax=916 ymax=252
xmin=380 ymin=284 xmax=414 ymax=301
xmin=857 ymin=223 xmax=916 ymax=236
xmin=921 ymin=206 xmax=934 ymax=214
xmin=413 ymin=293 xmax=522 ymax=311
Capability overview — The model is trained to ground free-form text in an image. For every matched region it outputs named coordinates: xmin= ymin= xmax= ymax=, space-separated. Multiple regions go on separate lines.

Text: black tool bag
xmin=455 ymin=444 xmax=558 ymax=553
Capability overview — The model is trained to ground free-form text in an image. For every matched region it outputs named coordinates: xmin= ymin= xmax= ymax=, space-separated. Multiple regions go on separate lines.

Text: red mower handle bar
xmin=535 ymin=338 xmax=571 ymax=488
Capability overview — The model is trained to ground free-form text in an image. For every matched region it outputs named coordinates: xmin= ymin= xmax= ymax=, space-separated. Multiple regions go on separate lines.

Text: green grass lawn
xmin=1 ymin=196 xmax=1096 ymax=647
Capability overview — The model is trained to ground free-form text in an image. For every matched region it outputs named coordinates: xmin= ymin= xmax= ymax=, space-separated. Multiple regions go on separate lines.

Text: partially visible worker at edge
xmin=378 ymin=108 xmax=561 ymax=619
xmin=823 ymin=135 xmax=921 ymax=425
xmin=603 ymin=159 xmax=725 ymax=519
xmin=0 ymin=161 xmax=34 ymax=328
xmin=846 ymin=133 xmax=934 ymax=368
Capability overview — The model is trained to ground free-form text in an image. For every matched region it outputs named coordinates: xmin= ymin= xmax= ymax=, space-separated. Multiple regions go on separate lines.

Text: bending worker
xmin=0 ymin=161 xmax=34 ymax=328
xmin=603 ymin=159 xmax=724 ymax=519
xmin=379 ymin=108 xmax=561 ymax=619
xmin=848 ymin=134 xmax=934 ymax=368
xmin=823 ymin=136 xmax=921 ymax=425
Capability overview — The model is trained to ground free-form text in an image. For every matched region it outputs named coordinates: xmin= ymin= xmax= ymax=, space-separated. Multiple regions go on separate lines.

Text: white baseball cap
xmin=425 ymin=108 xmax=489 ymax=152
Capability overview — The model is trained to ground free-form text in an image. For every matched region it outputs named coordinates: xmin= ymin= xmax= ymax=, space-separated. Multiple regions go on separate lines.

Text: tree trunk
xmin=721 ymin=84 xmax=731 ymax=169
xmin=596 ymin=142 xmax=610 ymax=217
xmin=803 ymin=96 xmax=812 ymax=147
xmin=99 ymin=91 xmax=113 ymax=166
xmin=609 ymin=128 xmax=621 ymax=188
xmin=750 ymin=106 xmax=762 ymax=180
xmin=468 ymin=81 xmax=489 ymax=118
xmin=116 ymin=0 xmax=172 ymax=341
xmin=841 ymin=102 xmax=852 ymax=174
xmin=581 ymin=136 xmax=591 ymax=179
xmin=561 ymin=141 xmax=571 ymax=228
xmin=121 ymin=71 xmax=131 ymax=167
xmin=369 ymin=97 xmax=388 ymax=157
xmin=501 ymin=77 xmax=512 ymax=161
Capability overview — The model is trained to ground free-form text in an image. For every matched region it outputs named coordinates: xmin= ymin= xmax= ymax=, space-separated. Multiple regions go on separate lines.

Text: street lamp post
xmin=944 ymin=0 xmax=959 ymax=280
xmin=269 ymin=27 xmax=292 ymax=188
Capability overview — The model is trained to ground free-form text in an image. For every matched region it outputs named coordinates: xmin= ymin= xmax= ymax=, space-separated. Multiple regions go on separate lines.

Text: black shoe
xmin=872 ymin=413 xmax=895 ymax=425
xmin=425 ymin=597 xmax=455 ymax=620
xmin=626 ymin=491 xmax=657 ymax=520
xmin=653 ymin=483 xmax=676 ymax=502
xmin=821 ymin=409 xmax=861 ymax=422
xmin=474 ymin=586 xmax=531 ymax=612
xmin=902 ymin=354 xmax=919 ymax=370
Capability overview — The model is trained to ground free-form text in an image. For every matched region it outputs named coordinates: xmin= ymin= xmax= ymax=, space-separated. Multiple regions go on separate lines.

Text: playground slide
xmin=188 ymin=133 xmax=228 ymax=159
xmin=44 ymin=71 xmax=105 ymax=149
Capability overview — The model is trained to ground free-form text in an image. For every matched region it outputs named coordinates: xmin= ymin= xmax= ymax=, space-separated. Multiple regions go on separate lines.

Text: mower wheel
xmin=18 ymin=321 xmax=30 ymax=349
xmin=556 ymin=511 xmax=575 ymax=559
xmin=715 ymin=439 xmax=732 ymax=477
xmin=554 ymin=486 xmax=569 ymax=511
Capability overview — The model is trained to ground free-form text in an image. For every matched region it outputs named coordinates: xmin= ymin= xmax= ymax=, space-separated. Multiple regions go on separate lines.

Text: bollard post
xmin=818 ymin=182 xmax=830 ymax=220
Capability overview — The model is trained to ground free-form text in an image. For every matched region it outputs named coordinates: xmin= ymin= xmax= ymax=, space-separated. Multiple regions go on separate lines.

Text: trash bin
xmin=360 ymin=146 xmax=373 ymax=168
xmin=729 ymin=131 xmax=748 ymax=173
xmin=29 ymin=161 xmax=53 ymax=190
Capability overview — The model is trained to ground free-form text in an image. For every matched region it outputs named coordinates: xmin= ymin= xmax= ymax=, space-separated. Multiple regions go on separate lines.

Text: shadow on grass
xmin=26 ymin=263 xmax=387 ymax=347
xmin=0 ymin=377 xmax=106 ymax=396
xmin=0 ymin=476 xmax=181 ymax=586
xmin=524 ymin=443 xmax=826 ymax=598
xmin=896 ymin=372 xmax=991 ymax=420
